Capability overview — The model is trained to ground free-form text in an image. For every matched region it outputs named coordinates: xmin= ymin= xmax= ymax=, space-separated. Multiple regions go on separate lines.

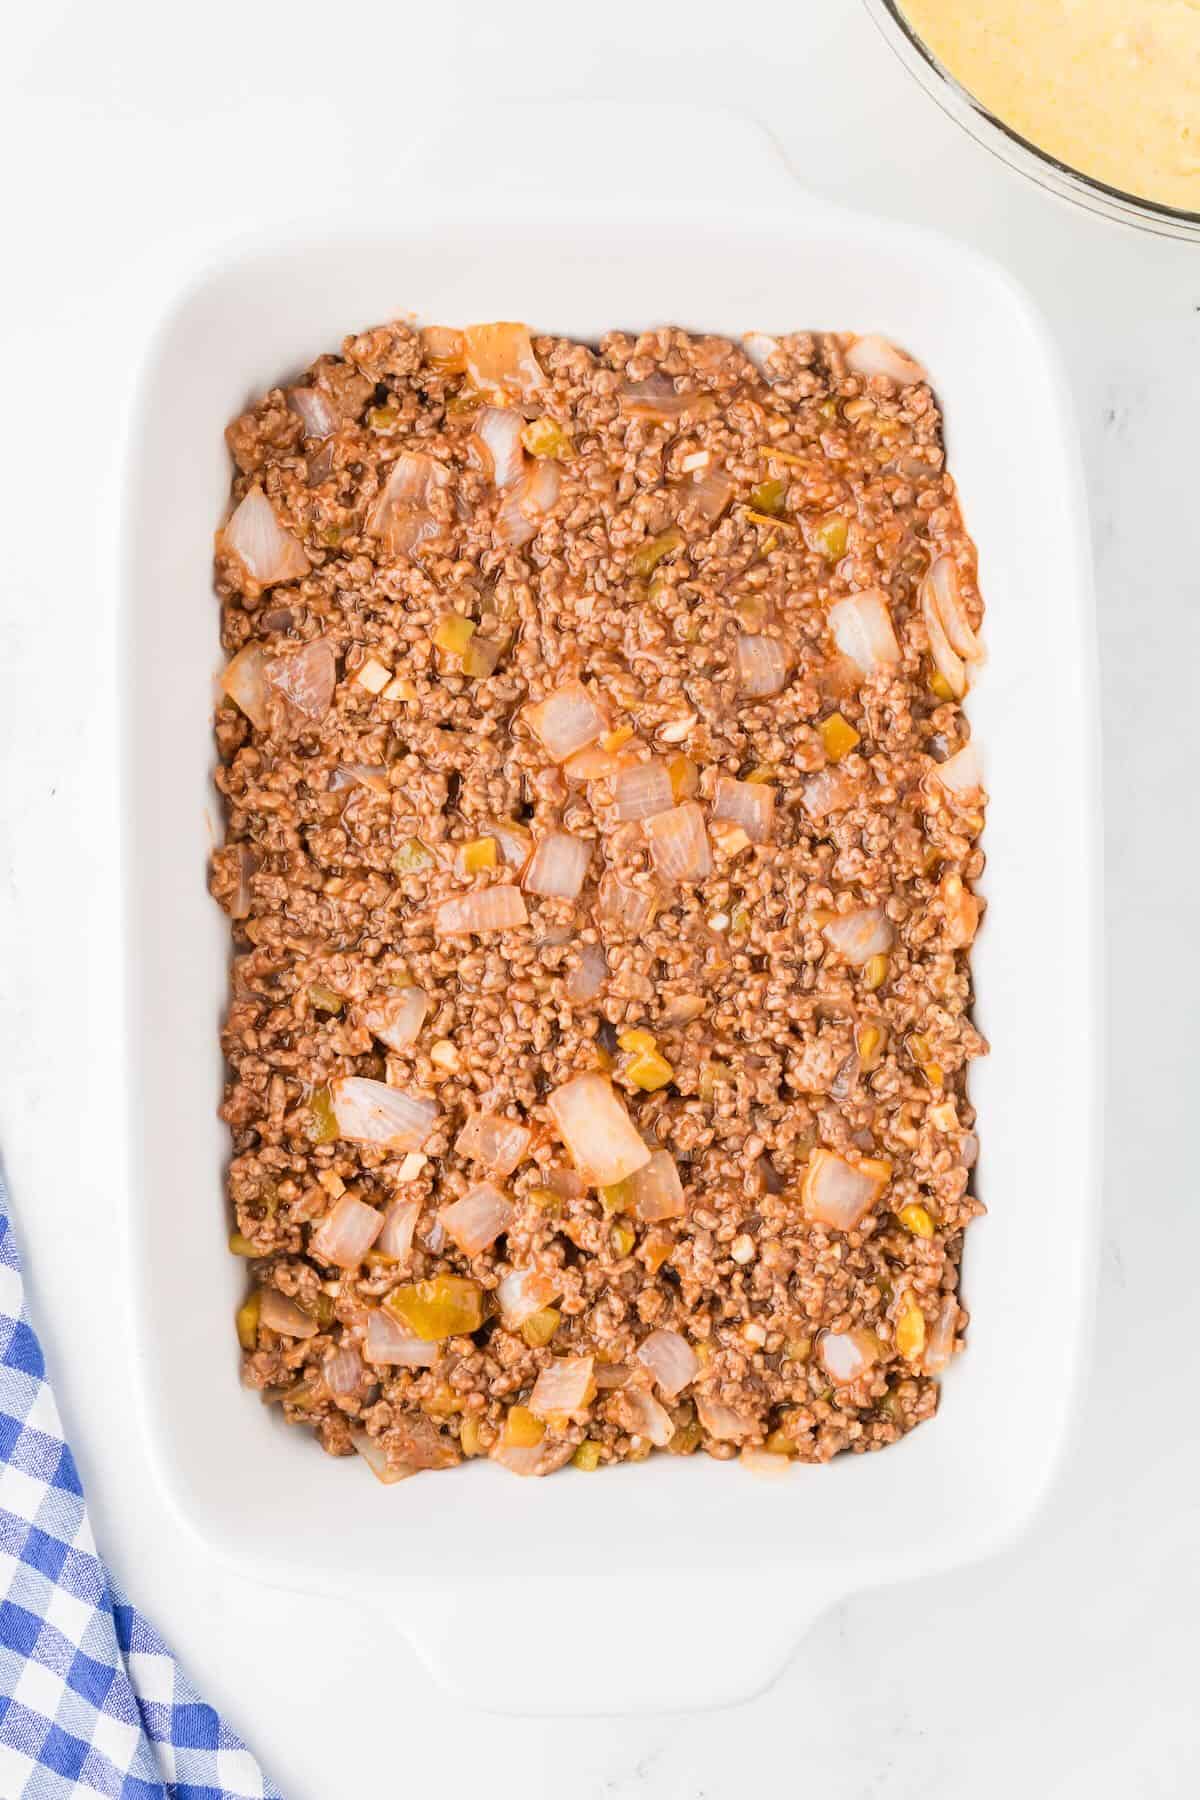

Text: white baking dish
xmin=121 ymin=107 xmax=1100 ymax=1715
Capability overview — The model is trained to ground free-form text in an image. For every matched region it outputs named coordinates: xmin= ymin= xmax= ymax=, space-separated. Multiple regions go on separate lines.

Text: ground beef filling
xmin=212 ymin=318 xmax=987 ymax=1482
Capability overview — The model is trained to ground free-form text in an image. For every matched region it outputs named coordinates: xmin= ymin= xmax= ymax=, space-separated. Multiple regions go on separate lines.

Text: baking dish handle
xmin=394 ymin=100 xmax=821 ymax=225
xmin=394 ymin=1566 xmax=839 ymax=1714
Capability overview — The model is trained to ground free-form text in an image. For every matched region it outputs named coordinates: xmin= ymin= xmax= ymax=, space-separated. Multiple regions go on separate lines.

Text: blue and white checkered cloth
xmin=0 ymin=1179 xmax=282 ymax=1799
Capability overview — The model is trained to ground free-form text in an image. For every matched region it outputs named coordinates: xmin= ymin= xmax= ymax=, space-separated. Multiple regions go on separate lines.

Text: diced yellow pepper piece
xmin=425 ymin=1382 xmax=463 ymax=1417
xmin=856 ymin=1024 xmax=883 ymax=1069
xmin=521 ymin=1307 xmax=561 ymax=1348
xmin=572 ymin=1439 xmax=602 ymax=1471
xmin=899 ymin=1203 xmax=936 ymax=1239
xmin=228 ymin=1231 xmax=258 ymax=1258
xmin=526 ymin=1186 xmax=563 ymax=1214
xmin=819 ymin=712 xmax=861 ymax=763
xmin=808 ymin=514 xmax=848 ymax=560
xmin=601 ymin=725 xmax=634 ymax=752
xmin=599 ymin=1181 xmax=631 ymax=1215
xmin=308 ymin=983 xmax=343 ymax=1013
xmin=642 ymin=1230 xmax=673 ymax=1273
xmin=630 ymin=527 xmax=684 ymax=579
xmin=521 ymin=417 xmax=575 ymax=459
xmin=896 ymin=1298 xmax=927 ymax=1360
xmin=367 ymin=405 xmax=400 ymax=431
xmin=667 ymin=755 xmax=698 ymax=803
xmin=929 ymin=670 xmax=956 ymax=702
xmin=610 ymin=1223 xmax=636 ymax=1257
xmin=392 ymin=837 xmax=433 ymax=875
xmin=235 ymin=1289 xmax=261 ymax=1350
xmin=744 ymin=508 xmax=794 ymax=529
xmin=627 ymin=1050 xmax=674 ymax=1092
xmin=461 ymin=637 xmax=502 ymax=679
xmin=504 ymin=1404 xmax=545 ymax=1448
xmin=433 ymin=614 xmax=477 ymax=656
xmin=617 ymin=1027 xmax=657 ymax=1056
xmin=363 ymin=1248 xmax=397 ymax=1269
xmin=923 ymin=1062 xmax=945 ymax=1089
xmin=763 ymin=1429 xmax=795 ymax=1456
xmin=460 ymin=1416 xmax=483 ymax=1457
xmin=309 ymin=1086 xmax=338 ymax=1145
xmin=745 ymin=765 xmax=776 ymax=783
xmin=461 ymin=836 xmax=497 ymax=874
xmin=863 ymin=953 xmax=889 ymax=992
xmin=748 ymin=477 xmax=786 ymax=515
xmin=785 ymin=1335 xmax=812 ymax=1363
xmin=385 ymin=1276 xmax=485 ymax=1341
xmin=667 ymin=1416 xmax=703 ymax=1455
xmin=908 ymin=1034 xmax=932 ymax=1064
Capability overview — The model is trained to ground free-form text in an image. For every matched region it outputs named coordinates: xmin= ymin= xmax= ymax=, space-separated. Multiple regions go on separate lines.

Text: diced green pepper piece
xmin=392 ymin=837 xmax=434 ymax=875
xmin=748 ymin=477 xmax=786 ymax=516
xmin=309 ymin=1086 xmax=338 ymax=1145
xmin=630 ymin=527 xmax=684 ymax=579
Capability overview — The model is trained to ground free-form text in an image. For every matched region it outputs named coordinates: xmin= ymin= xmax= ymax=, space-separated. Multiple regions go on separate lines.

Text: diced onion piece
xmin=351 ymin=1428 xmax=416 ymax=1484
xmin=923 ymin=1296 xmax=959 ymax=1374
xmin=547 ymin=1072 xmax=652 ymax=1186
xmin=490 ymin=1438 xmax=572 ymax=1477
xmin=365 ymin=1306 xmax=437 ymax=1367
xmin=644 ymin=803 xmax=712 ymax=884
xmin=821 ymin=906 xmax=894 ymax=966
xmin=438 ymin=1182 xmax=512 ymax=1255
xmin=696 ymin=1398 xmax=756 ymax=1442
xmin=311 ymin=1192 xmax=384 ymax=1269
xmin=712 ymin=776 xmax=775 ymax=844
xmin=329 ymin=1077 xmax=439 ymax=1150
xmin=743 ymin=331 xmax=782 ymax=377
xmin=802 ymin=1148 xmax=889 ymax=1230
xmin=463 ymin=322 xmax=545 ymax=399
xmin=324 ymin=1344 xmax=363 ymax=1396
xmin=523 ymin=831 xmax=592 ymax=900
xmin=636 ymin=1328 xmax=698 ymax=1398
xmin=619 ymin=375 xmax=697 ymax=421
xmin=741 ymin=1447 xmax=793 ymax=1479
xmin=628 ymin=1150 xmax=685 ymax=1222
xmin=802 ymin=767 xmax=858 ymax=818
xmin=612 ymin=761 xmax=674 ymax=822
xmin=365 ymin=451 xmax=450 ymax=557
xmin=287 ymin=386 xmax=338 ymax=439
xmin=362 ymin=987 xmax=428 ymax=1051
xmin=330 ymin=763 xmax=389 ymax=794
xmin=264 ymin=638 xmax=336 ymax=721
xmin=497 ymin=1266 xmax=561 ymax=1328
xmin=377 ymin=1197 xmax=421 ymax=1260
xmin=845 ymin=334 xmax=927 ymax=386
xmin=828 ymin=590 xmax=901 ymax=677
xmin=230 ymin=844 xmax=256 ymax=919
xmin=924 ymin=555 xmax=983 ymax=662
xmin=614 ymin=1387 xmax=675 ymax=1447
xmin=819 ymin=1328 xmax=882 ymax=1385
xmin=219 ymin=484 xmax=311 ymax=588
xmin=565 ymin=941 xmax=608 ymax=1004
xmin=435 ymin=887 xmax=529 ymax=935
xmin=736 ymin=633 xmax=789 ymax=698
xmin=931 ymin=741 xmax=985 ymax=802
xmin=220 ymin=644 xmax=268 ymax=729
xmin=455 ymin=1111 xmax=531 ymax=1177
xmin=528 ymin=1354 xmax=596 ymax=1420
xmin=921 ymin=577 xmax=966 ymax=699
xmin=598 ymin=873 xmax=656 ymax=932
xmin=494 ymin=461 xmax=559 ymax=548
xmin=523 ymin=681 xmax=608 ymax=762
xmin=491 ymin=820 xmax=534 ymax=868
xmin=688 ymin=468 xmax=734 ymax=521
xmin=472 ymin=406 xmax=526 ymax=489
xmin=259 ymin=1289 xmax=317 ymax=1338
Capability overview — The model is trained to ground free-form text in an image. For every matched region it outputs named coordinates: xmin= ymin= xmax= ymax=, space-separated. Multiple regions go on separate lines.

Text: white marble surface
xmin=3 ymin=2 xmax=1198 ymax=1794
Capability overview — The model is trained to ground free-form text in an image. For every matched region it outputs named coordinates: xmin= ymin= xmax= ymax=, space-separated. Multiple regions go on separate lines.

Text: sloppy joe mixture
xmin=211 ymin=317 xmax=987 ymax=1483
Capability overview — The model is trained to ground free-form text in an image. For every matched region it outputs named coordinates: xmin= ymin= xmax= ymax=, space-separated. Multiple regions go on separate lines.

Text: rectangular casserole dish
xmin=121 ymin=105 xmax=1100 ymax=1714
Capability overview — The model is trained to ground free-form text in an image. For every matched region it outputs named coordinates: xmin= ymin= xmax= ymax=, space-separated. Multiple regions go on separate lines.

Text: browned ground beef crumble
xmin=211 ymin=318 xmax=987 ymax=1483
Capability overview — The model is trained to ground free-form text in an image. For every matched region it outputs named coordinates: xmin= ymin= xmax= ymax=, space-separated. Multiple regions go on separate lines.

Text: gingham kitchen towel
xmin=0 ymin=1178 xmax=282 ymax=1799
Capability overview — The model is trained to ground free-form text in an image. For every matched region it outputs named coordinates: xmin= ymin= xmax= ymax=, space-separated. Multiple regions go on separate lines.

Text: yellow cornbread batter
xmin=900 ymin=0 xmax=1200 ymax=212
